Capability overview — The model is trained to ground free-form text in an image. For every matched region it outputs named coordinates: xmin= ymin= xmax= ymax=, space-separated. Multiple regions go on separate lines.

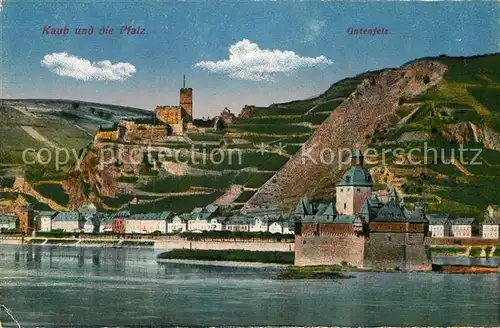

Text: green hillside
xmin=1 ymin=54 xmax=499 ymax=218
xmin=365 ymin=54 xmax=500 ymax=219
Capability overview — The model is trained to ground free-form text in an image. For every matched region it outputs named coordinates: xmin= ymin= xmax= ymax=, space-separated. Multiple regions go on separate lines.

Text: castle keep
xmin=294 ymin=151 xmax=431 ymax=271
xmin=95 ymin=76 xmax=193 ymax=142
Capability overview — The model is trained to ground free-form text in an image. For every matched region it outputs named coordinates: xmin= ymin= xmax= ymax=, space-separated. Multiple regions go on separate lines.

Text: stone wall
xmin=180 ymin=88 xmax=193 ymax=116
xmin=364 ymin=232 xmax=431 ymax=270
xmin=155 ymin=106 xmax=182 ymax=124
xmin=294 ymin=234 xmax=365 ymax=267
xmin=364 ymin=232 xmax=407 ymax=269
xmin=121 ymin=123 xmax=170 ymax=143
xmin=155 ymin=238 xmax=294 ymax=252
xmin=95 ymin=130 xmax=118 ymax=141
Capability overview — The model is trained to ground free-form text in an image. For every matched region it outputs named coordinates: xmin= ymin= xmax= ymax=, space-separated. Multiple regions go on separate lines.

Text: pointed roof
xmin=369 ymin=194 xmax=382 ymax=207
xmin=323 ymin=202 xmax=337 ymax=216
xmin=373 ymin=199 xmax=407 ymax=222
xmin=359 ymin=199 xmax=372 ymax=215
xmin=294 ymin=196 xmax=313 ymax=215
xmin=337 ymin=166 xmax=373 ymax=187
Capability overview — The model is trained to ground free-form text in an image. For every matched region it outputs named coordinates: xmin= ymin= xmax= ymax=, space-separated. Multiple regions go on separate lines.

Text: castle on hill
xmin=294 ymin=150 xmax=431 ymax=271
xmin=94 ymin=76 xmax=234 ymax=143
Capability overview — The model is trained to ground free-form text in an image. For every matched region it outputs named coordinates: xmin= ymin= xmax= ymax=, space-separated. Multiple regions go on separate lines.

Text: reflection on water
xmin=0 ymin=245 xmax=498 ymax=327
xmin=432 ymin=255 xmax=500 ymax=267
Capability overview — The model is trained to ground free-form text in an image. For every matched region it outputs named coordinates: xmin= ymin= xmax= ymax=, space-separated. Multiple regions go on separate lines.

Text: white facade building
xmin=124 ymin=212 xmax=173 ymax=234
xmin=167 ymin=216 xmax=187 ymax=234
xmin=482 ymin=217 xmax=499 ymax=239
xmin=51 ymin=212 xmax=85 ymax=232
xmin=268 ymin=221 xmax=283 ymax=234
xmin=427 ymin=214 xmax=452 ymax=237
xmin=207 ymin=218 xmax=223 ymax=231
xmin=249 ymin=217 xmax=268 ymax=232
xmin=451 ymin=218 xmax=478 ymax=238
xmin=83 ymin=218 xmax=95 ymax=233
xmin=35 ymin=211 xmax=57 ymax=232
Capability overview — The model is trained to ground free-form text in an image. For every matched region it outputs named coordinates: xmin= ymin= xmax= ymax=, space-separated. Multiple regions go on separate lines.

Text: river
xmin=0 ymin=245 xmax=498 ymax=327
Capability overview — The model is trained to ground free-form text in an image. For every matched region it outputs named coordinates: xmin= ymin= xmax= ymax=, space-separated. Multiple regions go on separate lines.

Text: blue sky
xmin=1 ymin=0 xmax=498 ymax=117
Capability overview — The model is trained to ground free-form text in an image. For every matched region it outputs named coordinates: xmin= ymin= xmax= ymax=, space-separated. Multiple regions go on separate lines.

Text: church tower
xmin=335 ymin=150 xmax=373 ymax=215
xmin=179 ymin=75 xmax=193 ymax=117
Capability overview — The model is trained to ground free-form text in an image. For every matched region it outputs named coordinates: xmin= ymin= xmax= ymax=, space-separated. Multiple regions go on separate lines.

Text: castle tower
xmin=336 ymin=150 xmax=373 ymax=215
xmin=179 ymin=75 xmax=193 ymax=117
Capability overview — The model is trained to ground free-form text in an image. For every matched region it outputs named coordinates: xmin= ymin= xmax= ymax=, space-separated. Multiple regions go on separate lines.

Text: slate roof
xmin=427 ymin=214 xmax=451 ymax=225
xmin=322 ymin=203 xmax=337 ymax=216
xmin=128 ymin=211 xmax=173 ymax=221
xmin=483 ymin=217 xmax=500 ymax=225
xmin=405 ymin=203 xmax=427 ymax=223
xmin=53 ymin=212 xmax=83 ymax=222
xmin=452 ymin=218 xmax=477 ymax=225
xmin=191 ymin=207 xmax=204 ymax=214
xmin=0 ymin=214 xmax=17 ymax=224
xmin=225 ymin=215 xmax=253 ymax=225
xmin=337 ymin=166 xmax=373 ymax=187
xmin=334 ymin=215 xmax=361 ymax=224
xmin=294 ymin=196 xmax=313 ymax=215
xmin=373 ymin=200 xmax=407 ymax=222
xmin=111 ymin=211 xmax=131 ymax=219
xmin=204 ymin=204 xmax=219 ymax=213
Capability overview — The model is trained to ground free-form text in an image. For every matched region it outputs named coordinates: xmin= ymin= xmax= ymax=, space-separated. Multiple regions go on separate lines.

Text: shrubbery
xmin=157 ymin=249 xmax=294 ymax=264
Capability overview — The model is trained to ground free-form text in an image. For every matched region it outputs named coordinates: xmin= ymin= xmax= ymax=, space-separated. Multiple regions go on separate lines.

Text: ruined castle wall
xmin=156 ymin=106 xmax=182 ymax=124
xmin=123 ymin=125 xmax=169 ymax=143
xmin=295 ymin=234 xmax=365 ymax=267
xmin=95 ymin=130 xmax=118 ymax=141
xmin=180 ymin=88 xmax=193 ymax=116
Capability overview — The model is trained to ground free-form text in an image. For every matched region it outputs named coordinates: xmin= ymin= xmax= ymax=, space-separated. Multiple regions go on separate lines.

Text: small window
xmin=357 ymin=188 xmax=360 ymax=192
xmin=388 ymin=236 xmax=391 ymax=242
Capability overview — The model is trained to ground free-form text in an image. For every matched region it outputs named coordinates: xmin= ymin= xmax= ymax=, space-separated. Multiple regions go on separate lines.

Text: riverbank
xmin=157 ymin=258 xmax=287 ymax=268
xmin=157 ymin=249 xmax=294 ymax=264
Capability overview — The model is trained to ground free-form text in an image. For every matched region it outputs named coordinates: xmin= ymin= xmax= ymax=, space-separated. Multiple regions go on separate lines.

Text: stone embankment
xmin=0 ymin=235 xmax=295 ymax=252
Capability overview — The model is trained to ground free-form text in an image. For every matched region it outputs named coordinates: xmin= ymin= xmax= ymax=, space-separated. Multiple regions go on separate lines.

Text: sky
xmin=0 ymin=0 xmax=499 ymax=117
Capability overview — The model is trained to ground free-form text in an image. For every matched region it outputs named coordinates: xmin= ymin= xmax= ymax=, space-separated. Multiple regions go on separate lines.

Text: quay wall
xmin=0 ymin=236 xmax=294 ymax=252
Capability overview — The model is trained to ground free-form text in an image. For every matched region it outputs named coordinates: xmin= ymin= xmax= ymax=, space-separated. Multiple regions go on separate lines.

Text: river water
xmin=0 ymin=245 xmax=498 ymax=327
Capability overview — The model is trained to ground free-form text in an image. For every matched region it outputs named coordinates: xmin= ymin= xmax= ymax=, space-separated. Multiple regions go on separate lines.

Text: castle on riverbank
xmin=294 ymin=151 xmax=431 ymax=271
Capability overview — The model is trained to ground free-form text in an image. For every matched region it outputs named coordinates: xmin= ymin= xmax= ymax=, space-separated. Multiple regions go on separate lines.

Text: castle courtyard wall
xmin=294 ymin=234 xmax=365 ymax=267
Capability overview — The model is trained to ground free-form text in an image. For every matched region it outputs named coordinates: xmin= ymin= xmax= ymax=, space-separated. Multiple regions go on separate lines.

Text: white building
xmin=0 ymin=214 xmax=17 ymax=231
xmin=282 ymin=221 xmax=294 ymax=235
xmin=451 ymin=218 xmax=479 ymax=238
xmin=83 ymin=218 xmax=95 ymax=233
xmin=35 ymin=211 xmax=57 ymax=232
xmin=427 ymin=214 xmax=452 ymax=237
xmin=125 ymin=212 xmax=173 ymax=234
xmin=249 ymin=217 xmax=268 ymax=232
xmin=224 ymin=215 xmax=250 ymax=232
xmin=98 ymin=214 xmax=113 ymax=233
xmin=268 ymin=221 xmax=283 ymax=234
xmin=167 ymin=215 xmax=187 ymax=234
xmin=207 ymin=218 xmax=223 ymax=231
xmin=482 ymin=217 xmax=499 ymax=239
xmin=52 ymin=212 xmax=85 ymax=232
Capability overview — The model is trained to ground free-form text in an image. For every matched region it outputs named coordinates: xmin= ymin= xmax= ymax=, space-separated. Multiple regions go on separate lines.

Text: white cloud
xmin=41 ymin=52 xmax=136 ymax=81
xmin=304 ymin=19 xmax=325 ymax=43
xmin=195 ymin=39 xmax=333 ymax=81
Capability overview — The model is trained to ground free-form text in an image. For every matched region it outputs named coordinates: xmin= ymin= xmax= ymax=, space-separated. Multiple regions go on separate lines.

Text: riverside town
xmin=1 ymin=1 xmax=500 ymax=326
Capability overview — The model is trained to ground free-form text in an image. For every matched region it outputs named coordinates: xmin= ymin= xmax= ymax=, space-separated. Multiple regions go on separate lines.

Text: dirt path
xmin=214 ymin=184 xmax=243 ymax=205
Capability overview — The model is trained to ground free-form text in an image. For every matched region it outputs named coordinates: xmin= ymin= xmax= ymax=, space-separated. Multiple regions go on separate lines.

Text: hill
xmin=1 ymin=54 xmax=499 ymax=219
xmin=243 ymin=53 xmax=500 ymax=220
